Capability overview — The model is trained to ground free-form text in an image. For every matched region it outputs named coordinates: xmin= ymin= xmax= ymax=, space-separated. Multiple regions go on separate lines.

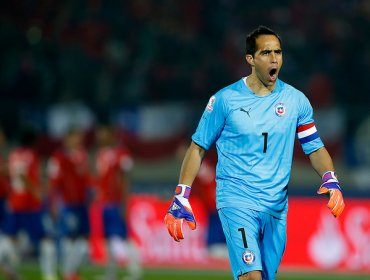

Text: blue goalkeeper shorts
xmin=218 ymin=207 xmax=286 ymax=280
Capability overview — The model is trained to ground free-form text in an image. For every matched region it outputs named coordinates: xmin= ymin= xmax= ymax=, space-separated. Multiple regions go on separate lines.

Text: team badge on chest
xmin=274 ymin=103 xmax=286 ymax=117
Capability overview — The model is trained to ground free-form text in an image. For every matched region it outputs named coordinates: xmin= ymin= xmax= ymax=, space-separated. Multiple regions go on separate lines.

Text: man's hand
xmin=317 ymin=171 xmax=345 ymax=218
xmin=164 ymin=184 xmax=196 ymax=242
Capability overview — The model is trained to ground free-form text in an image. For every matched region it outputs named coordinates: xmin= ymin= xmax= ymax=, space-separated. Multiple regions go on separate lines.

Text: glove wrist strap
xmin=322 ymin=171 xmax=338 ymax=183
xmin=175 ymin=184 xmax=191 ymax=199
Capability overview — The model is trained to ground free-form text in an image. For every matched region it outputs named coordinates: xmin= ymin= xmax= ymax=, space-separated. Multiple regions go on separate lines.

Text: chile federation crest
xmin=275 ymin=103 xmax=286 ymax=117
xmin=242 ymin=249 xmax=256 ymax=265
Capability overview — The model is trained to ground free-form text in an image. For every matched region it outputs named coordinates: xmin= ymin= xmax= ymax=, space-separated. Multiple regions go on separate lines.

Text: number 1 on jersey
xmin=238 ymin=228 xmax=248 ymax=248
xmin=262 ymin=132 xmax=268 ymax=153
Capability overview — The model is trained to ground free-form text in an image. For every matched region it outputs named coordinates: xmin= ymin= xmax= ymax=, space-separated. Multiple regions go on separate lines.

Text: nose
xmin=270 ymin=52 xmax=277 ymax=63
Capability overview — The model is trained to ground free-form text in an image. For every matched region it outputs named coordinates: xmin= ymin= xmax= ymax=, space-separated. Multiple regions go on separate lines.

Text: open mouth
xmin=268 ymin=68 xmax=278 ymax=81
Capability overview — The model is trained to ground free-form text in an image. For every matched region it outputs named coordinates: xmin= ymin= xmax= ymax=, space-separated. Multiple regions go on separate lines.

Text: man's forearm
xmin=309 ymin=147 xmax=335 ymax=177
xmin=178 ymin=141 xmax=205 ymax=186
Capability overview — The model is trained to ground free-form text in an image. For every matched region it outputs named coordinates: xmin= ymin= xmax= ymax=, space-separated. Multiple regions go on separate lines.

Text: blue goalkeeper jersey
xmin=192 ymin=77 xmax=324 ymax=219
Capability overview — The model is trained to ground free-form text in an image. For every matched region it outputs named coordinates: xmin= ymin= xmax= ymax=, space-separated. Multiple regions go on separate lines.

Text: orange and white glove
xmin=164 ymin=184 xmax=196 ymax=242
xmin=317 ymin=171 xmax=345 ymax=218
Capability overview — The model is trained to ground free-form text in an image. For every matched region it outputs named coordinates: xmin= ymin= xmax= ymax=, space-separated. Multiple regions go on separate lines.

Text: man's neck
xmin=245 ymin=74 xmax=276 ymax=96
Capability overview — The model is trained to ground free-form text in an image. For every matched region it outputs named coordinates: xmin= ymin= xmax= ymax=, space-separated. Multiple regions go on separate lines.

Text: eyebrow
xmin=260 ymin=49 xmax=282 ymax=53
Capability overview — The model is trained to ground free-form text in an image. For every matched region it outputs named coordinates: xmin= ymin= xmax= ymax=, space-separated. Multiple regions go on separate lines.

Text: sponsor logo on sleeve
xmin=206 ymin=96 xmax=216 ymax=112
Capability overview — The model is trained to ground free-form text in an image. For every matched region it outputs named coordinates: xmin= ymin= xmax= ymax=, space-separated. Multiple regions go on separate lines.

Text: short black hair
xmin=245 ymin=26 xmax=282 ymax=56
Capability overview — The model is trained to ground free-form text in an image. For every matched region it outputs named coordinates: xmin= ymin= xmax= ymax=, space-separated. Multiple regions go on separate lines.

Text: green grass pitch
xmin=4 ymin=263 xmax=369 ymax=280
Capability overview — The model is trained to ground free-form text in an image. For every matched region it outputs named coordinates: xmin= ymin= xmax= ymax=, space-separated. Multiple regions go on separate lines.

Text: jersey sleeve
xmin=297 ymin=94 xmax=324 ymax=154
xmin=192 ymin=93 xmax=228 ymax=150
xmin=119 ymin=149 xmax=134 ymax=172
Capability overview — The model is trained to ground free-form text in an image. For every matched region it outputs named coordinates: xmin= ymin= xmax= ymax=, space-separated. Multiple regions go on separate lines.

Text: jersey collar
xmin=240 ymin=77 xmax=281 ymax=97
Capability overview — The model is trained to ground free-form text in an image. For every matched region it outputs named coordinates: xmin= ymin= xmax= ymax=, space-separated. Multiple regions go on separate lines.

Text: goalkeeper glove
xmin=164 ymin=184 xmax=196 ymax=242
xmin=317 ymin=171 xmax=345 ymax=218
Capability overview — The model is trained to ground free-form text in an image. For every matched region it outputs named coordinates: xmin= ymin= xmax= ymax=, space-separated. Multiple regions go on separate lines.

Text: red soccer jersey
xmin=48 ymin=148 xmax=91 ymax=205
xmin=0 ymin=155 xmax=10 ymax=199
xmin=8 ymin=147 xmax=42 ymax=211
xmin=95 ymin=146 xmax=133 ymax=204
xmin=192 ymin=159 xmax=217 ymax=212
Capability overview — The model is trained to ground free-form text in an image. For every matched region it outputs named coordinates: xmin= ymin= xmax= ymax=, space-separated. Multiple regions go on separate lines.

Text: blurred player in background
xmin=165 ymin=26 xmax=345 ymax=280
xmin=1 ymin=126 xmax=57 ymax=280
xmin=0 ymin=127 xmax=9 ymax=223
xmin=47 ymin=128 xmax=92 ymax=280
xmin=176 ymin=142 xmax=227 ymax=258
xmin=94 ymin=124 xmax=141 ymax=280
xmin=0 ymin=127 xmax=14 ymax=280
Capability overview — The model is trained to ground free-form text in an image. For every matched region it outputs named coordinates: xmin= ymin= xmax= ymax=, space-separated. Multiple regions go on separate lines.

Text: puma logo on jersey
xmin=171 ymin=202 xmax=181 ymax=211
xmin=240 ymin=107 xmax=251 ymax=117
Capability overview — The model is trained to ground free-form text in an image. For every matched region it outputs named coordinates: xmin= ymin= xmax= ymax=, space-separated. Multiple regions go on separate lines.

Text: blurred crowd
xmin=0 ymin=1 xmax=369 ymax=183
xmin=1 ymin=1 xmax=370 ymax=122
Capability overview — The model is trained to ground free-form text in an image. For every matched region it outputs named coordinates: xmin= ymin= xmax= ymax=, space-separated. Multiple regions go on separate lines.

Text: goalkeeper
xmin=164 ymin=26 xmax=345 ymax=280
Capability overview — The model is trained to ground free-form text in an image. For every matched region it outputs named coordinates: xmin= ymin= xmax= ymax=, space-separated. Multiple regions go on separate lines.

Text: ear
xmin=245 ymin=54 xmax=254 ymax=66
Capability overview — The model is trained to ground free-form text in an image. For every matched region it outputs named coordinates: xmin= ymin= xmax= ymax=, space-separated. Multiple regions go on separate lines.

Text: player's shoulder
xmin=215 ymin=78 xmax=244 ymax=97
xmin=10 ymin=147 xmax=35 ymax=156
xmin=208 ymin=78 xmax=245 ymax=109
xmin=109 ymin=146 xmax=130 ymax=158
xmin=278 ymin=79 xmax=308 ymax=100
xmin=279 ymin=79 xmax=303 ymax=95
xmin=118 ymin=146 xmax=131 ymax=157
